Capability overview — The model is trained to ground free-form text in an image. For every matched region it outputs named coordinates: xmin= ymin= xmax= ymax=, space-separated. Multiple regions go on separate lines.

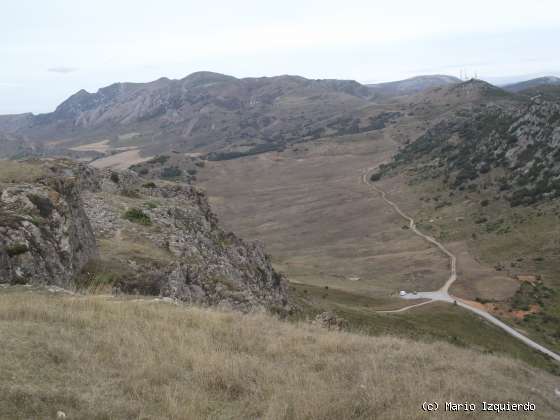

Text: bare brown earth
xmin=68 ymin=139 xmax=112 ymax=153
xmin=199 ymin=129 xmax=521 ymax=308
xmin=90 ymin=149 xmax=153 ymax=170
xmin=447 ymin=242 xmax=519 ymax=301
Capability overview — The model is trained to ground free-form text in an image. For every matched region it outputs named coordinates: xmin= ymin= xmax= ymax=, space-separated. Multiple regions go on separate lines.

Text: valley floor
xmin=198 ymin=131 xmax=449 ymax=307
xmin=198 ymin=131 xmax=560 ymax=364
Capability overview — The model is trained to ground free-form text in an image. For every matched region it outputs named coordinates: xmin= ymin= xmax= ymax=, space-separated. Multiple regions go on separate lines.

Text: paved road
xmin=362 ymin=167 xmax=560 ymax=363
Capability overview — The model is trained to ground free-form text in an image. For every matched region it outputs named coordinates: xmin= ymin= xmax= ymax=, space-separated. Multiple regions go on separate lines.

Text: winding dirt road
xmin=362 ymin=168 xmax=560 ymax=363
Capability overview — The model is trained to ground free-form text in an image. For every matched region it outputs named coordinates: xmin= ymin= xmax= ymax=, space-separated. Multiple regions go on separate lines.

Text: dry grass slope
xmin=0 ymin=159 xmax=45 ymax=183
xmin=0 ymin=289 xmax=559 ymax=419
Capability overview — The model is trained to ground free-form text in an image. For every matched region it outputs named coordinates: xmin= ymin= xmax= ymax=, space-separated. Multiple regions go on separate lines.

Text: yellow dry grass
xmin=68 ymin=140 xmax=111 ymax=153
xmin=0 ymin=160 xmax=45 ymax=183
xmin=0 ymin=289 xmax=559 ymax=419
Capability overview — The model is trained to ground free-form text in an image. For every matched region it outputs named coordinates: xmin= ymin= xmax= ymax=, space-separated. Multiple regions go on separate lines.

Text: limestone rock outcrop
xmin=0 ymin=159 xmax=289 ymax=312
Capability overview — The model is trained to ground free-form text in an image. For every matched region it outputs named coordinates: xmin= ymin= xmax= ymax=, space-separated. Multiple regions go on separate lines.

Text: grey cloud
xmin=47 ymin=67 xmax=78 ymax=74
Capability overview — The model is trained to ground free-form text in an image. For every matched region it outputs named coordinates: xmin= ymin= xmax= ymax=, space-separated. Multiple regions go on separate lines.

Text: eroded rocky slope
xmin=0 ymin=159 xmax=288 ymax=311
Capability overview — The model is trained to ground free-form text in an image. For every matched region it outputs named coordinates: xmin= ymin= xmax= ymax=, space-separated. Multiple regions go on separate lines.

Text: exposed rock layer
xmin=0 ymin=159 xmax=289 ymax=311
xmin=0 ymin=162 xmax=97 ymax=285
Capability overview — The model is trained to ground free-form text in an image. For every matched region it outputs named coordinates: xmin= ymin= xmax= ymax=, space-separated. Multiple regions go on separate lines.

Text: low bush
xmin=6 ymin=243 xmax=29 ymax=257
xmin=161 ymin=167 xmax=182 ymax=178
xmin=369 ymin=172 xmax=381 ymax=182
xmin=123 ymin=208 xmax=152 ymax=226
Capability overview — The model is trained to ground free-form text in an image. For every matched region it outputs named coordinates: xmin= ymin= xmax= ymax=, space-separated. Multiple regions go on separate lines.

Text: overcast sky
xmin=2 ymin=0 xmax=560 ymax=114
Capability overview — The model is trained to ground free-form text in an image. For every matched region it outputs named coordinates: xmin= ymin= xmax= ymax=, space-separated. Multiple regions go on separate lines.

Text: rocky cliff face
xmin=0 ymin=159 xmax=289 ymax=311
xmin=82 ymin=165 xmax=289 ymax=311
xmin=0 ymin=161 xmax=97 ymax=286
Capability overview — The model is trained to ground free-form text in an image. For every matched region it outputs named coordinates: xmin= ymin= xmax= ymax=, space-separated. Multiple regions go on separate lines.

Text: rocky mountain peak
xmin=181 ymin=71 xmax=238 ymax=86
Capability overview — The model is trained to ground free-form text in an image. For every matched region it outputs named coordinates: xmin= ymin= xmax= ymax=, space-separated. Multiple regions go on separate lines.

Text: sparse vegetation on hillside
xmin=123 ymin=208 xmax=152 ymax=226
xmin=385 ymin=172 xmax=560 ymax=352
xmin=0 ymin=160 xmax=45 ymax=183
xmin=161 ymin=166 xmax=182 ymax=178
xmin=1 ymin=289 xmax=559 ymax=419
xmin=130 ymin=154 xmax=203 ymax=183
xmin=386 ymin=99 xmax=560 ymax=207
xmin=208 ymin=142 xmax=285 ymax=161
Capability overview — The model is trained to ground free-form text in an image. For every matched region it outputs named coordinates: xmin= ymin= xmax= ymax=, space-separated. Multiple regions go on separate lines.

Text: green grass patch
xmin=289 ymin=282 xmax=560 ymax=374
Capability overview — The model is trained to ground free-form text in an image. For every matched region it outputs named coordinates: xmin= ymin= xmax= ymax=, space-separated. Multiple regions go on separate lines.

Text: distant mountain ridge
xmin=503 ymin=76 xmax=560 ymax=93
xmin=0 ymin=72 xmax=375 ymax=159
xmin=367 ymin=75 xmax=461 ymax=98
xmin=0 ymin=71 xmax=553 ymax=162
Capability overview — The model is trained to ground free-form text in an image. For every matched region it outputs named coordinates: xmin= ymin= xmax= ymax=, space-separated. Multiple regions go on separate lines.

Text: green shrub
xmin=6 ymin=243 xmax=29 ymax=257
xmin=144 ymin=201 xmax=159 ymax=209
xmin=161 ymin=167 xmax=182 ymax=178
xmin=369 ymin=172 xmax=382 ymax=182
xmin=123 ymin=208 xmax=152 ymax=226
xmin=148 ymin=155 xmax=170 ymax=165
xmin=121 ymin=189 xmax=141 ymax=199
xmin=27 ymin=194 xmax=54 ymax=218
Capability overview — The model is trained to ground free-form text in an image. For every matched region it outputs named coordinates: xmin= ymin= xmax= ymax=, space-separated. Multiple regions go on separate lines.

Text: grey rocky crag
xmin=0 ymin=161 xmax=97 ymax=286
xmin=0 ymin=159 xmax=289 ymax=312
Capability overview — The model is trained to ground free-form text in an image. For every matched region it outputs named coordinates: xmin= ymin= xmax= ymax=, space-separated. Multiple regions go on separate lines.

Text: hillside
xmin=385 ymin=94 xmax=560 ymax=207
xmin=368 ymin=85 xmax=560 ymax=351
xmin=515 ymin=85 xmax=560 ymax=103
xmin=196 ymin=77 xmax=560 ymax=360
xmin=503 ymin=76 xmax=560 ymax=93
xmin=367 ymin=75 xmax=461 ymax=99
xmin=0 ymin=159 xmax=288 ymax=311
xmin=1 ymin=288 xmax=559 ymax=419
